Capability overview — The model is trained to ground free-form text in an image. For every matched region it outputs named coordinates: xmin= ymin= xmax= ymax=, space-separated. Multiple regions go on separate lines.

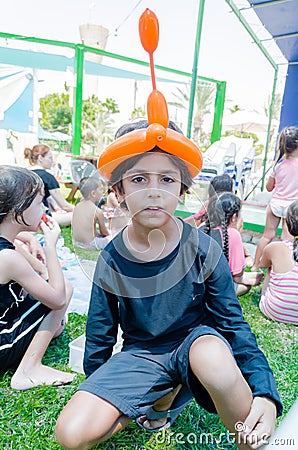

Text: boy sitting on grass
xmin=72 ymin=177 xmax=110 ymax=250
xmin=56 ymin=119 xmax=281 ymax=450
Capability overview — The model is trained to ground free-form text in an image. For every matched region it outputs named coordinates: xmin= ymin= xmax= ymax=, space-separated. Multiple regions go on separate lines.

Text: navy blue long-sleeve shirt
xmin=84 ymin=222 xmax=282 ymax=416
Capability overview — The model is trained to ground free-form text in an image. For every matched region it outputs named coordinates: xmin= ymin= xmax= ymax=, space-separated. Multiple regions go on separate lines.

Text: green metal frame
xmin=0 ymin=28 xmax=226 ymax=155
xmin=224 ymin=0 xmax=279 ymax=190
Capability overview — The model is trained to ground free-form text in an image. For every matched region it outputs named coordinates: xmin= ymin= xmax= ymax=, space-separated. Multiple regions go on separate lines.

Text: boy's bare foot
xmin=11 ymin=365 xmax=75 ymax=390
xmin=137 ymin=414 xmax=168 ymax=430
xmin=137 ymin=385 xmax=183 ymax=430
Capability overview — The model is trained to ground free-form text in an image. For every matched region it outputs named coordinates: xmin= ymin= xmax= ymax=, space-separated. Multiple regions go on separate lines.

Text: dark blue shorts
xmin=78 ymin=325 xmax=232 ymax=418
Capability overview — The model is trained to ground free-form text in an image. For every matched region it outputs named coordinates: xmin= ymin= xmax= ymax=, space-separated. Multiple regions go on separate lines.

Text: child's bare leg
xmin=281 ymin=218 xmax=291 ymax=241
xmin=189 ymin=335 xmax=254 ymax=449
xmin=252 ymin=209 xmax=280 ymax=271
xmin=137 ymin=384 xmax=182 ymax=430
xmin=11 ymin=280 xmax=74 ymax=390
xmin=55 ymin=391 xmax=131 ymax=450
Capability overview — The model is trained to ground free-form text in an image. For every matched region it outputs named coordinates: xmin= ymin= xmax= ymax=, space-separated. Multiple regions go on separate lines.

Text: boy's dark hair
xmin=275 ymin=126 xmax=298 ymax=165
xmin=0 ymin=165 xmax=43 ymax=226
xmin=204 ymin=192 xmax=241 ymax=261
xmin=79 ymin=176 xmax=103 ymax=199
xmin=286 ymin=200 xmax=298 ymax=263
xmin=110 ymin=120 xmax=193 ymax=198
xmin=208 ymin=174 xmax=233 ymax=198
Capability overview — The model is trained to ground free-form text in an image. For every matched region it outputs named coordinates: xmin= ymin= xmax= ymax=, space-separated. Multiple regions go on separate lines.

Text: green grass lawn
xmin=1 ymin=227 xmax=297 ymax=449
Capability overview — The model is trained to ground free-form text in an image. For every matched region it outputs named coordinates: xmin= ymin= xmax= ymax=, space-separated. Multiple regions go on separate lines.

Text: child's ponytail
xmin=275 ymin=126 xmax=298 ymax=166
xmin=205 ymin=192 xmax=241 ymax=261
xmin=293 ymin=237 xmax=298 ymax=263
xmin=285 ymin=200 xmax=298 ymax=263
xmin=221 ymin=214 xmax=230 ymax=261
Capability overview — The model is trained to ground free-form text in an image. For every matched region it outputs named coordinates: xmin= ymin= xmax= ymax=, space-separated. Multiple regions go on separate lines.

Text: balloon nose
xmin=146 ymin=123 xmax=167 ymax=146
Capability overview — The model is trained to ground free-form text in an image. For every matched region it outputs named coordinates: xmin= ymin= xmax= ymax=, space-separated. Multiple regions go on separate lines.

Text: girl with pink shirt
xmin=253 ymin=127 xmax=298 ymax=269
xmin=259 ymin=200 xmax=298 ymax=325
xmin=204 ymin=192 xmax=263 ymax=296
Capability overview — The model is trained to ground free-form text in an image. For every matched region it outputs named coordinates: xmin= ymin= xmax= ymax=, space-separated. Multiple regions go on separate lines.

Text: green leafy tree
xmin=228 ymin=104 xmax=241 ymax=114
xmin=39 ymin=90 xmax=119 ymax=152
xmin=130 ymin=107 xmax=146 ymax=120
xmin=169 ymin=82 xmax=215 ymax=144
xmin=39 ymin=86 xmax=72 ymax=134
xmin=82 ymin=96 xmax=119 ymax=153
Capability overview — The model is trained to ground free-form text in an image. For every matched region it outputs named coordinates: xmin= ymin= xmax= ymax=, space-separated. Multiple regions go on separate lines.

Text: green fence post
xmin=72 ymin=44 xmax=84 ymax=156
xmin=187 ymin=0 xmax=206 ymax=139
xmin=211 ymin=81 xmax=226 ymax=144
xmin=261 ymin=67 xmax=278 ymax=190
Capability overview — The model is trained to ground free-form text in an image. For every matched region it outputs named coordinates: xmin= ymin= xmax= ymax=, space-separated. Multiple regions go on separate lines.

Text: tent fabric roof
xmin=247 ymin=0 xmax=298 ymax=63
xmin=0 ymin=46 xmax=182 ymax=83
xmin=245 ymin=1 xmax=298 ymax=130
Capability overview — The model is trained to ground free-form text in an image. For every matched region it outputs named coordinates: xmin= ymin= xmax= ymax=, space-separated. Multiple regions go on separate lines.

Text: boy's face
xmin=117 ymin=153 xmax=183 ymax=229
xmin=93 ymin=185 xmax=104 ymax=202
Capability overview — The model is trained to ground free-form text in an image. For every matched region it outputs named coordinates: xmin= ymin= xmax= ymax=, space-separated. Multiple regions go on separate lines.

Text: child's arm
xmin=50 ymin=188 xmax=74 ymax=212
xmin=241 ymin=396 xmax=277 ymax=447
xmin=266 ymin=170 xmax=275 ymax=192
xmin=15 ymin=231 xmax=45 ymax=262
xmin=95 ymin=208 xmax=110 ymax=236
xmin=258 ymin=244 xmax=272 ymax=269
xmin=2 ymin=218 xmax=67 ymax=310
xmin=83 ymin=259 xmax=118 ymax=377
xmin=14 ymin=239 xmax=48 ymax=280
xmin=202 ymin=249 xmax=282 ymax=416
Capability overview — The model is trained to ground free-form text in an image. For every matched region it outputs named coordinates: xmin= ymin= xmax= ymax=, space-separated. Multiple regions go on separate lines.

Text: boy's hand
xmin=40 ymin=216 xmax=61 ymax=248
xmin=240 ymin=396 xmax=277 ymax=448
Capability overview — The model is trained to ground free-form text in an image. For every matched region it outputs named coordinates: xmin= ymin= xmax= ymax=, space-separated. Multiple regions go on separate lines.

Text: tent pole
xmin=211 ymin=81 xmax=226 ymax=143
xmin=261 ymin=66 xmax=278 ymax=191
xmin=187 ymin=0 xmax=206 ymax=139
xmin=72 ymin=44 xmax=84 ymax=156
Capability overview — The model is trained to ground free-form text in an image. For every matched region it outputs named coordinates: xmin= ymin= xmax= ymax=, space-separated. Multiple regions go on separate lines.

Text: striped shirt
xmin=260 ymin=241 xmax=298 ymax=325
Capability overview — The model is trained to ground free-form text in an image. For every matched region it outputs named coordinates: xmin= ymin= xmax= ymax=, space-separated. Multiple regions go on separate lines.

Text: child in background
xmin=72 ymin=177 xmax=111 ymax=250
xmin=259 ymin=200 xmax=298 ymax=325
xmin=24 ymin=144 xmax=74 ymax=226
xmin=56 ymin=120 xmax=281 ymax=450
xmin=103 ymin=187 xmax=129 ymax=236
xmin=0 ymin=166 xmax=74 ymax=390
xmin=252 ymin=127 xmax=298 ymax=270
xmin=204 ymin=192 xmax=263 ymax=296
xmin=185 ymin=173 xmax=233 ymax=226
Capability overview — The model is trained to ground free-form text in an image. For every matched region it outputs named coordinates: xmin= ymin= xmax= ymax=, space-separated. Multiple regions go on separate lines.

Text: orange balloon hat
xmin=98 ymin=8 xmax=202 ymax=181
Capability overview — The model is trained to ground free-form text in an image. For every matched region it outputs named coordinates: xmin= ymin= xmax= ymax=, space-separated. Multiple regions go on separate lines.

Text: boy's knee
xmin=189 ymin=335 xmax=239 ymax=387
xmin=55 ymin=417 xmax=84 ymax=450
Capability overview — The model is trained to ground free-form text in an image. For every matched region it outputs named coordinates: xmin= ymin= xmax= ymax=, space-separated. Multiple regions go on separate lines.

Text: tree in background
xmin=130 ymin=107 xmax=146 ymax=120
xmin=228 ymin=104 xmax=241 ymax=114
xmin=39 ymin=89 xmax=119 ymax=153
xmin=82 ymin=95 xmax=119 ymax=153
xmin=169 ymin=82 xmax=215 ymax=146
xmin=39 ymin=84 xmax=72 ymax=134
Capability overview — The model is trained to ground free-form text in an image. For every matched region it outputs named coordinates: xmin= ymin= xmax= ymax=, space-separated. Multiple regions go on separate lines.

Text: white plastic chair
xmin=70 ymin=160 xmax=101 ymax=184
